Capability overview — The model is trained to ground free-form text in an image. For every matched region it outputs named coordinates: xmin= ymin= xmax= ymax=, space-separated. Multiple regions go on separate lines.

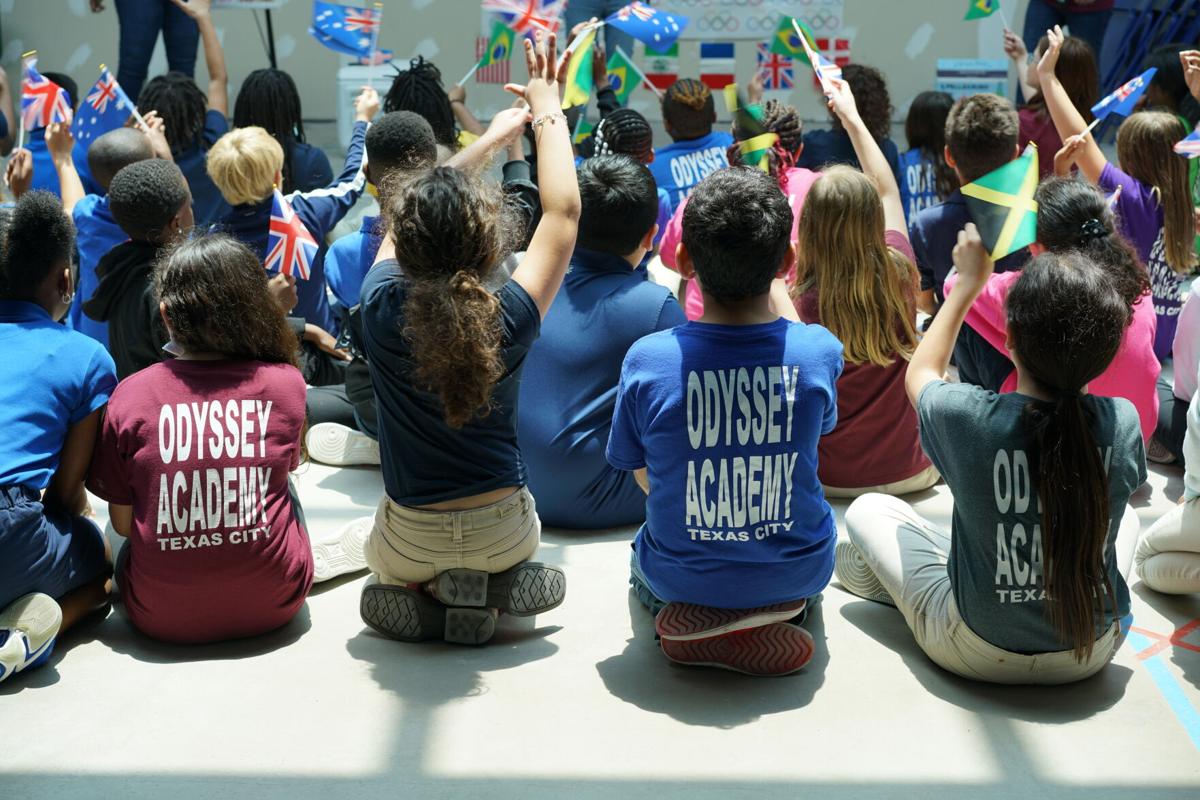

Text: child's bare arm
xmin=827 ymin=79 xmax=906 ymax=234
xmin=1036 ymin=25 xmax=1106 ymax=183
xmin=44 ymin=408 xmax=104 ymax=517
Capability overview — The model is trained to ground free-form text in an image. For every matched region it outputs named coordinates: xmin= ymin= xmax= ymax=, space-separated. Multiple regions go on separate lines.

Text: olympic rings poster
xmin=669 ymin=0 xmax=844 ymax=41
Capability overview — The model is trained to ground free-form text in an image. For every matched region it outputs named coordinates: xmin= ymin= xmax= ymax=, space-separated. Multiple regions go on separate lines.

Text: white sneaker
xmin=834 ymin=540 xmax=896 ymax=606
xmin=306 ymin=423 xmax=381 ymax=467
xmin=312 ymin=516 xmax=372 ymax=583
xmin=0 ymin=593 xmax=62 ymax=683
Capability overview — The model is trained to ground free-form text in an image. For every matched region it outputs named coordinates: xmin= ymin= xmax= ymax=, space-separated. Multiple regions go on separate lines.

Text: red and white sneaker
xmin=654 ymin=599 xmax=807 ymax=642
xmin=659 ymin=623 xmax=815 ymax=676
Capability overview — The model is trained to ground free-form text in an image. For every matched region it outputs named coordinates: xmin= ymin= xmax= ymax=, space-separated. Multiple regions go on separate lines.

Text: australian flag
xmin=309 ymin=1 xmax=391 ymax=61
xmin=266 ymin=190 xmax=319 ymax=280
xmin=605 ymin=2 xmax=688 ymax=49
xmin=21 ymin=56 xmax=72 ymax=131
xmin=72 ymin=67 xmax=134 ymax=150
xmin=1092 ymin=68 xmax=1156 ymax=121
xmin=1175 ymin=128 xmax=1200 ymax=159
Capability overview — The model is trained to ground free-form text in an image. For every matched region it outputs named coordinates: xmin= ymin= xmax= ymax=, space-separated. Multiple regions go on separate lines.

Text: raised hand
xmin=5 ymin=148 xmax=32 ymax=198
xmin=505 ymin=31 xmax=569 ymax=115
xmin=951 ymin=223 xmax=996 ymax=290
xmin=1003 ymin=29 xmax=1027 ymax=63
xmin=45 ymin=122 xmax=75 ymax=163
xmin=1035 ymin=25 xmax=1065 ymax=80
xmin=1181 ymin=50 xmax=1200 ymax=102
xmin=354 ymin=86 xmax=381 ymax=122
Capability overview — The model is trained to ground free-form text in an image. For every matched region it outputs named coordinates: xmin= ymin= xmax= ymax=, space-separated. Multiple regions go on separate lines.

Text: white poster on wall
xmin=669 ymin=0 xmax=844 ymax=41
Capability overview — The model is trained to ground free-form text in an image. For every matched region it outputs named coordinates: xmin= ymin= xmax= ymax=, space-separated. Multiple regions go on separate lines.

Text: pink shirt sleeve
xmin=943 ymin=270 xmax=1020 ymax=356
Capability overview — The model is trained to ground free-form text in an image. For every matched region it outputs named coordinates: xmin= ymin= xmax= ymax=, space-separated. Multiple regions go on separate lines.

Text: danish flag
xmin=20 ymin=56 xmax=72 ymax=131
xmin=266 ymin=190 xmax=319 ymax=280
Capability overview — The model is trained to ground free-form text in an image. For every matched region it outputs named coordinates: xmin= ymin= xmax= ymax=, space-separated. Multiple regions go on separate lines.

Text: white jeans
xmin=1135 ymin=498 xmax=1200 ymax=594
xmin=844 ymin=493 xmax=1138 ymax=685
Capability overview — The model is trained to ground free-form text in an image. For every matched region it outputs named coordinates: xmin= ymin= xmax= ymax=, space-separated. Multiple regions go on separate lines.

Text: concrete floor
xmin=2 ymin=456 xmax=1199 ymax=799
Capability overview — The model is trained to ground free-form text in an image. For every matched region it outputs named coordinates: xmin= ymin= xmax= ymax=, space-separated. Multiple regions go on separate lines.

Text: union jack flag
xmin=615 ymin=1 xmax=655 ymax=22
xmin=266 ymin=190 xmax=319 ymax=280
xmin=756 ymin=43 xmax=793 ymax=91
xmin=343 ymin=6 xmax=380 ymax=32
xmin=20 ymin=55 xmax=72 ymax=131
xmin=482 ymin=0 xmax=565 ymax=35
xmin=1175 ymin=128 xmax=1200 ymax=159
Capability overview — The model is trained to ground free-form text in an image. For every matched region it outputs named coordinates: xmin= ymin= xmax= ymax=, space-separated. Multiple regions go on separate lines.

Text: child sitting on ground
xmin=608 ymin=168 xmax=843 ymax=677
xmin=207 ymin=87 xmax=378 ymax=336
xmin=518 ymin=155 xmax=686 ymax=530
xmin=83 ymin=159 xmax=192 ymax=380
xmin=839 ymin=225 xmax=1144 ymax=685
xmin=87 ymin=235 xmax=323 ymax=644
xmin=0 ymin=193 xmax=115 ymax=683
xmin=234 ymin=69 xmax=333 ymax=194
xmin=650 ymin=79 xmax=734 ymax=209
xmin=898 ymin=91 xmax=955 ymax=220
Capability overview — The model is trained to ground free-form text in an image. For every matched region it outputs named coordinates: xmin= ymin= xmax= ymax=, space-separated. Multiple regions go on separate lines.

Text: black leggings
xmin=306 ymin=385 xmax=359 ymax=430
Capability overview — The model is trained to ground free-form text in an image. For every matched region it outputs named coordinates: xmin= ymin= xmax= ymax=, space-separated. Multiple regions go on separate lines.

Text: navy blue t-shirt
xmin=177 ymin=109 xmax=231 ymax=228
xmin=361 ymin=260 xmax=542 ymax=505
xmin=518 ymin=248 xmax=686 ymax=528
xmin=798 ymin=127 xmax=902 ymax=188
xmin=607 ymin=318 xmax=844 ymax=608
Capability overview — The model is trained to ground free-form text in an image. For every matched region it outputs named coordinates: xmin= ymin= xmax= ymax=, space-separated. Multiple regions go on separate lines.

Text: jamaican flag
xmin=965 ymin=0 xmax=999 ymax=21
xmin=722 ymin=84 xmax=776 ymax=172
xmin=962 ymin=144 xmax=1039 ymax=261
xmin=561 ymin=26 xmax=597 ymax=109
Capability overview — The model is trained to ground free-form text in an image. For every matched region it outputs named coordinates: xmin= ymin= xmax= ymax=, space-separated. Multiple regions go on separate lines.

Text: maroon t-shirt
xmin=89 ymin=359 xmax=313 ymax=644
xmin=1019 ymin=107 xmax=1063 ymax=180
xmin=797 ymin=230 xmax=932 ymax=489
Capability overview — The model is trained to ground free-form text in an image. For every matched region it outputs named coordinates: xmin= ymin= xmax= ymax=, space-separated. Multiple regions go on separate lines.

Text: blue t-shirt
xmin=518 ymin=248 xmax=686 ymax=528
xmin=607 ymin=318 xmax=844 ymax=608
xmin=798 ymin=128 xmax=902 ymax=188
xmin=0 ymin=301 xmax=117 ymax=490
xmin=898 ymin=148 xmax=942 ymax=223
xmin=650 ymin=131 xmax=735 ymax=210
xmin=361 ymin=260 xmax=542 ymax=505
xmin=176 ymin=109 xmax=231 ymax=228
xmin=324 ymin=214 xmax=382 ymax=309
xmin=71 ymin=194 xmax=127 ymax=347
xmin=28 ymin=129 xmax=60 ymax=197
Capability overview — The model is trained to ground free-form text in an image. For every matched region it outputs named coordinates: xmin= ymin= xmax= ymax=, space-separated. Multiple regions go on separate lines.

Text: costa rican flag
xmin=482 ymin=0 xmax=565 ymax=35
xmin=1175 ymin=128 xmax=1200 ymax=159
xmin=756 ymin=43 xmax=793 ymax=91
xmin=266 ymin=190 xmax=319 ymax=280
xmin=476 ymin=36 xmax=512 ymax=84
xmin=20 ymin=55 xmax=72 ymax=131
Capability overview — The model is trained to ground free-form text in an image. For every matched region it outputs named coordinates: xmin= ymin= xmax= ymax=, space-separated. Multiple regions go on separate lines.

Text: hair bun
xmin=1078 ymin=218 xmax=1108 ymax=244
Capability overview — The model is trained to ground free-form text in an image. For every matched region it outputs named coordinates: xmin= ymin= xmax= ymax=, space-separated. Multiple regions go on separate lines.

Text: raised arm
xmin=906 ymin=224 xmax=995 ymax=406
xmin=444 ymin=105 xmax=530 ymax=173
xmin=47 ymin=123 xmax=85 ymax=214
xmin=1004 ymin=29 xmax=1037 ymax=101
xmin=447 ymin=84 xmax=488 ymax=137
xmin=171 ymin=0 xmax=227 ymax=117
xmin=1035 ymin=24 xmax=1106 ymax=183
xmin=507 ymin=32 xmax=582 ymax=318
xmin=827 ymin=78 xmax=906 ymax=234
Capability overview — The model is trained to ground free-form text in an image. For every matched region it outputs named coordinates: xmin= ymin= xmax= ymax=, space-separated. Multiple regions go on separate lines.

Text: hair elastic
xmin=1078 ymin=218 xmax=1108 ymax=244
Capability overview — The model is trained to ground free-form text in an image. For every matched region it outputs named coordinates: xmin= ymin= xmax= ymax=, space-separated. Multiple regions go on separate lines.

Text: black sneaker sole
xmin=427 ymin=563 xmax=566 ymax=617
xmin=360 ymin=584 xmax=495 ymax=645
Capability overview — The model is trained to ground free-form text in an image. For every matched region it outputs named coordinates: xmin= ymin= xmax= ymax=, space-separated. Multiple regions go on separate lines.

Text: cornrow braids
xmin=234 ymin=69 xmax=308 ymax=194
xmin=138 ymin=72 xmax=208 ymax=156
xmin=663 ymin=78 xmax=715 ymax=141
xmin=727 ymin=99 xmax=804 ymax=187
xmin=594 ymin=108 xmax=654 ymax=164
xmin=384 ymin=56 xmax=459 ymax=151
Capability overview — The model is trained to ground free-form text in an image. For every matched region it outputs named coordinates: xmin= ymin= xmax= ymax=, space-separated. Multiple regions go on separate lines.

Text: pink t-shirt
xmin=945 ymin=271 xmax=1160 ymax=441
xmin=659 ymin=167 xmax=821 ymax=319
xmin=88 ymin=359 xmax=313 ymax=644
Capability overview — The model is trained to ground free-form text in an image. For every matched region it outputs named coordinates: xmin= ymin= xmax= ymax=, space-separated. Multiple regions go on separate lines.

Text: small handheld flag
xmin=310 ymin=2 xmax=384 ymax=61
xmin=794 ymin=20 xmax=842 ymax=95
xmin=770 ymin=16 xmax=813 ymax=61
xmin=605 ymin=2 xmax=688 ymax=50
xmin=266 ymin=189 xmax=319 ymax=280
xmin=460 ymin=20 xmax=516 ymax=86
xmin=961 ymin=144 xmax=1039 ymax=261
xmin=1175 ymin=127 xmax=1200 ymax=159
xmin=72 ymin=66 xmax=140 ymax=151
xmin=20 ymin=52 xmax=72 ymax=132
xmin=561 ymin=26 xmax=598 ymax=110
xmin=606 ymin=45 xmax=657 ymax=104
xmin=1092 ymin=68 xmax=1156 ymax=122
xmin=482 ymin=0 xmax=566 ymax=36
xmin=725 ymin=85 xmax=776 ymax=172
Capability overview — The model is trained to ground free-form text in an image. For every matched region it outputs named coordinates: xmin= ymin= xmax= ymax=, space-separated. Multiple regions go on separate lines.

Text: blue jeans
xmin=1022 ymin=0 xmax=1113 ymax=62
xmin=116 ymin=0 xmax=200 ymax=104
xmin=565 ymin=0 xmax=636 ymax=59
xmin=629 ymin=548 xmax=666 ymax=617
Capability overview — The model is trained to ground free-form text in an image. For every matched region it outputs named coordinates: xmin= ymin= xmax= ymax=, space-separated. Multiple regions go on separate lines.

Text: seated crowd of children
xmin=5 ymin=5 xmax=1200 ymax=684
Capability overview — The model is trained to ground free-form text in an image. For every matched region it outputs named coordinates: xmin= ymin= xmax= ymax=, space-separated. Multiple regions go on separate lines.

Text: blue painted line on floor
xmin=1127 ymin=629 xmax=1200 ymax=752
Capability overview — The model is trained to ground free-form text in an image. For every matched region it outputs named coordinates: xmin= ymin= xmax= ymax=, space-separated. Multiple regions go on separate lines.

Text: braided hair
xmin=662 ymin=78 xmax=715 ymax=141
xmin=594 ymin=109 xmax=654 ymax=164
xmin=727 ymin=99 xmax=804 ymax=188
xmin=138 ymin=72 xmax=208 ymax=156
xmin=233 ymin=69 xmax=308 ymax=194
xmin=384 ymin=57 xmax=458 ymax=151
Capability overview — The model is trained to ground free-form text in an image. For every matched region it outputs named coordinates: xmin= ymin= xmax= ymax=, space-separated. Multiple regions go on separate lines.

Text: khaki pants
xmin=845 ymin=493 xmax=1137 ymax=685
xmin=823 ymin=464 xmax=942 ymax=499
xmin=366 ymin=488 xmax=541 ymax=585
xmin=1135 ymin=498 xmax=1200 ymax=594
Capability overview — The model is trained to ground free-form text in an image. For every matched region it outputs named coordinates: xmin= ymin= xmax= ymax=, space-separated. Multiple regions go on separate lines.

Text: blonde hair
xmin=1117 ymin=111 xmax=1196 ymax=275
xmin=793 ymin=166 xmax=919 ymax=367
xmin=206 ymin=126 xmax=284 ymax=206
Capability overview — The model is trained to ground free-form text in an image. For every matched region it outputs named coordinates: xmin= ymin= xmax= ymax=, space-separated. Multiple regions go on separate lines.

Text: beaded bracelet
xmin=532 ymin=112 xmax=567 ymax=130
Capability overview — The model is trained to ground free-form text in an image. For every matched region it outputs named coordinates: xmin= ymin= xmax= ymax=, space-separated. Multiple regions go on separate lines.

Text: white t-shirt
xmin=1172 ymin=279 xmax=1200 ymax=401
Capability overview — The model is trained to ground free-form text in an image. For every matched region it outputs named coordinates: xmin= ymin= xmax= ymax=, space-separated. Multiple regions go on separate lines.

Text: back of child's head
xmin=87 ymin=128 xmax=155 ymax=192
xmin=904 ymin=91 xmax=957 ymax=198
xmin=1142 ymin=44 xmax=1191 ymax=113
xmin=0 ymin=192 xmax=73 ymax=300
xmin=1035 ymin=177 xmax=1149 ymax=307
xmin=576 ymin=155 xmax=658 ymax=257
xmin=138 ymin=72 xmax=208 ymax=156
xmin=155 ymin=234 xmax=297 ymax=366
xmin=1006 ymin=252 xmax=1130 ymax=661
xmin=945 ymin=94 xmax=1019 ymax=183
xmin=384 ymin=57 xmax=457 ymax=150
xmin=1026 ymin=35 xmax=1098 ymax=121
xmin=233 ymin=69 xmax=307 ymax=193
xmin=682 ymin=167 xmax=792 ymax=303
xmin=109 ymin=159 xmax=191 ymax=242
xmin=1116 ymin=110 xmax=1195 ymax=273
xmin=207 ymin=127 xmax=284 ymax=206
xmin=41 ymin=71 xmax=78 ymax=112
xmin=593 ymin=109 xmax=655 ymax=164
xmin=366 ymin=110 xmax=439 ymax=180
xmin=662 ymin=79 xmax=715 ymax=141
xmin=387 ymin=166 xmax=521 ymax=427
xmin=836 ymin=64 xmax=893 ymax=142
xmin=726 ymin=99 xmax=803 ymax=185
xmin=795 ymin=165 xmax=917 ymax=366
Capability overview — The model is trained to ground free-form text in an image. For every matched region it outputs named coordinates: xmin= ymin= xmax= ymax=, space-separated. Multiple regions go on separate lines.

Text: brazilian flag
xmin=962 ymin=145 xmax=1039 ymax=260
xmin=606 ymin=47 xmax=640 ymax=106
xmin=964 ymin=0 xmax=999 ymax=21
xmin=771 ymin=16 xmax=815 ymax=62
xmin=561 ymin=27 xmax=597 ymax=109
xmin=573 ymin=116 xmax=594 ymax=146
xmin=479 ymin=20 xmax=516 ymax=68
